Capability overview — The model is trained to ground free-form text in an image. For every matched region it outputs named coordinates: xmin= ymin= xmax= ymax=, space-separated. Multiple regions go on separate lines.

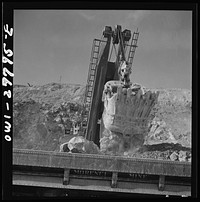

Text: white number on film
xmin=2 ymin=77 xmax=12 ymax=86
xmin=4 ymin=24 xmax=13 ymax=36
xmin=3 ymin=67 xmax=14 ymax=77
xmin=6 ymin=102 xmax=9 ymax=110
xmin=3 ymin=43 xmax=13 ymax=57
xmin=3 ymin=24 xmax=13 ymax=142
xmin=2 ymin=56 xmax=13 ymax=65
xmin=3 ymin=90 xmax=12 ymax=98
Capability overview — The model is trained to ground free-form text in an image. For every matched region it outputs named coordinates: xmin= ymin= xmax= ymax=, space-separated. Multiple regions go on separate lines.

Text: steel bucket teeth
xmin=102 ymin=81 xmax=159 ymax=135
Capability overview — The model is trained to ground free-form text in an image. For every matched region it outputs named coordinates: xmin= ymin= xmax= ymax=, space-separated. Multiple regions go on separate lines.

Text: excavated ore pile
xmin=13 ymin=83 xmax=85 ymax=151
xmin=100 ymin=81 xmax=191 ymax=162
xmin=100 ymin=81 xmax=159 ymax=155
xmin=13 ymin=83 xmax=191 ymax=161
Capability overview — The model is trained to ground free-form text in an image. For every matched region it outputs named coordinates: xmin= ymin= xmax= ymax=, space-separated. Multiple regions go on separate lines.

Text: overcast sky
xmin=14 ymin=10 xmax=192 ymax=89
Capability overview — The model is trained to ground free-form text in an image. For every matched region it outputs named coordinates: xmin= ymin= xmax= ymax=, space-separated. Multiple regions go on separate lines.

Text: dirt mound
xmin=13 ymin=83 xmax=85 ymax=151
xmin=145 ymin=88 xmax=191 ymax=148
xmin=13 ymin=83 xmax=191 ymax=161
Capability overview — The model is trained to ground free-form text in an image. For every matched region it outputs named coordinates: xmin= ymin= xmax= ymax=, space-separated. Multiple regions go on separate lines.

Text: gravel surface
xmin=13 ymin=83 xmax=191 ymax=161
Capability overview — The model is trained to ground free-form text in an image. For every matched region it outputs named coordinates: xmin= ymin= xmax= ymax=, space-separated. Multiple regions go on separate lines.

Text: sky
xmin=14 ymin=10 xmax=192 ymax=89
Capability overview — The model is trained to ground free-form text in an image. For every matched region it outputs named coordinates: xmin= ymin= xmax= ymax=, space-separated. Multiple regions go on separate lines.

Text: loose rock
xmin=178 ymin=150 xmax=187 ymax=162
xmin=170 ymin=151 xmax=179 ymax=161
xmin=60 ymin=136 xmax=101 ymax=154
